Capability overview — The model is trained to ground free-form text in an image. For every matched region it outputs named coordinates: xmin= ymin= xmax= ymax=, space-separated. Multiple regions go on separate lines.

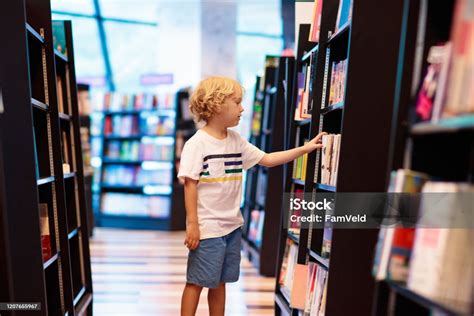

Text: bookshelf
xmin=275 ymin=0 xmax=411 ymax=314
xmin=92 ymin=92 xmax=178 ymax=230
xmin=372 ymin=0 xmax=473 ymax=315
xmin=241 ymin=55 xmax=290 ymax=276
xmin=0 ymin=1 xmax=93 ymax=315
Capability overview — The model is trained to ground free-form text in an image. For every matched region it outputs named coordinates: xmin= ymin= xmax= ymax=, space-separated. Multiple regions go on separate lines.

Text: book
xmin=39 ymin=203 xmax=51 ymax=261
xmin=309 ymin=0 xmax=324 ymax=42
xmin=56 ymin=77 xmax=65 ymax=113
xmin=335 ymin=0 xmax=352 ymax=32
xmin=320 ymin=134 xmax=341 ymax=185
xmin=290 ymin=263 xmax=309 ymax=309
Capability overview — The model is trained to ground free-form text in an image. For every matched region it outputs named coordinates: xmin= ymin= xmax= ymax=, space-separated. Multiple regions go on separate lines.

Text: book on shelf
xmin=279 ymin=239 xmax=299 ymax=294
xmin=52 ymin=21 xmax=67 ymax=56
xmin=304 ymin=262 xmax=328 ymax=316
xmin=255 ymin=211 xmax=265 ymax=248
xmin=62 ymin=163 xmax=70 ymax=174
xmin=295 ymin=63 xmax=313 ymax=121
xmin=372 ymin=169 xmax=429 ymax=281
xmin=335 ymin=0 xmax=353 ymax=32
xmin=102 ymin=92 xmax=174 ymax=112
xmin=56 ymin=77 xmax=65 ymax=113
xmin=407 ymin=181 xmax=473 ymax=313
xmin=442 ymin=0 xmax=474 ymax=118
xmin=293 ymin=140 xmax=309 ymax=181
xmin=320 ymin=134 xmax=341 ymax=186
xmin=102 ymin=193 xmax=171 ymax=218
xmin=290 ymin=263 xmax=309 ymax=309
xmin=328 ymin=59 xmax=347 ymax=107
xmin=39 ymin=203 xmax=51 ymax=261
xmin=103 ymin=165 xmax=172 ymax=187
xmin=309 ymin=0 xmax=324 ymax=43
xmin=321 ymin=227 xmax=332 ymax=258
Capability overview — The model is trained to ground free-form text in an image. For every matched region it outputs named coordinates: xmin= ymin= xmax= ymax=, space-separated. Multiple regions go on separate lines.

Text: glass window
xmin=237 ymin=0 xmax=282 ymax=36
xmin=51 ymin=0 xmax=95 ymax=15
xmin=52 ymin=14 xmax=107 ymax=90
xmin=103 ymin=21 xmax=159 ymax=93
xmin=99 ymin=0 xmax=159 ymax=23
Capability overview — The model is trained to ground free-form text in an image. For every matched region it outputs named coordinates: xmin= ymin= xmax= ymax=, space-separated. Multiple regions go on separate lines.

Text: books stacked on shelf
xmin=304 ymin=262 xmax=328 ymax=316
xmin=293 ymin=141 xmax=309 ymax=181
xmin=103 ymin=114 xmax=175 ymax=137
xmin=101 ymin=193 xmax=170 ymax=218
xmin=279 ymin=239 xmax=299 ymax=297
xmin=56 ymin=77 xmax=66 ymax=113
xmin=328 ymin=59 xmax=347 ymax=107
xmin=248 ymin=210 xmax=265 ymax=248
xmin=104 ymin=140 xmax=174 ymax=162
xmin=256 ymin=171 xmax=268 ymax=207
xmin=251 ymin=94 xmax=263 ymax=136
xmin=102 ymin=92 xmax=174 ymax=112
xmin=320 ymin=134 xmax=341 ymax=186
xmin=140 ymin=113 xmax=175 ymax=136
xmin=52 ymin=21 xmax=67 ymax=56
xmin=39 ymin=203 xmax=52 ymax=262
xmin=295 ymin=62 xmax=313 ymax=121
xmin=334 ymin=0 xmax=353 ymax=32
xmin=104 ymin=115 xmax=139 ymax=136
xmin=309 ymin=0 xmax=324 ymax=42
xmin=103 ymin=166 xmax=172 ymax=187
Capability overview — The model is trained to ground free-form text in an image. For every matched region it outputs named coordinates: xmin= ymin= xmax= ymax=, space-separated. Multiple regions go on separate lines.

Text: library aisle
xmin=90 ymin=228 xmax=275 ymax=315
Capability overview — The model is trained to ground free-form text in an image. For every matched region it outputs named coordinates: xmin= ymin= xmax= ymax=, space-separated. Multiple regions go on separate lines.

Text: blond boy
xmin=178 ymin=77 xmax=325 ymax=316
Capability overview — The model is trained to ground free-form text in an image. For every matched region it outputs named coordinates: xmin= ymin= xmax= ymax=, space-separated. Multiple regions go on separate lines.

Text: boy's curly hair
xmin=189 ymin=77 xmax=243 ymax=122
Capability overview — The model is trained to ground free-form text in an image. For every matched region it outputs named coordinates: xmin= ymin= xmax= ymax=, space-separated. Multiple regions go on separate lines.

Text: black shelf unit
xmin=241 ymin=55 xmax=289 ymax=277
xmin=94 ymin=95 xmax=178 ymax=230
xmin=0 ymin=1 xmax=93 ymax=315
xmin=372 ymin=1 xmax=473 ymax=315
xmin=275 ymin=0 xmax=410 ymax=314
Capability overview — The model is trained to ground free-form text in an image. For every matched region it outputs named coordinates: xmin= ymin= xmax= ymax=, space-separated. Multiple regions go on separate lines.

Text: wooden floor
xmin=90 ymin=228 xmax=275 ymax=315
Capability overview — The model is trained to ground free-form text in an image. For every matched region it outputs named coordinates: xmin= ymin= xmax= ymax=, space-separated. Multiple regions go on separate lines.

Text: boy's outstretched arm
xmin=184 ymin=178 xmax=200 ymax=250
xmin=259 ymin=132 xmax=327 ymax=168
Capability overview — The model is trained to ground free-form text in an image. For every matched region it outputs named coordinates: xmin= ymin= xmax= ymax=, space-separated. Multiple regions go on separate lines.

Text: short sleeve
xmin=240 ymin=135 xmax=265 ymax=170
xmin=177 ymin=141 xmax=203 ymax=180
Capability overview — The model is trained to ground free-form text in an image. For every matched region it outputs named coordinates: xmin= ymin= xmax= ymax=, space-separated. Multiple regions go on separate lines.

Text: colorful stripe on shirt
xmin=199 ymin=153 xmax=243 ymax=181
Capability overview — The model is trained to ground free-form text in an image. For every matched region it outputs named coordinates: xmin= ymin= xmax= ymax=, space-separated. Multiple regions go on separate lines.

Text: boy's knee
xmin=186 ymin=283 xmax=203 ymax=291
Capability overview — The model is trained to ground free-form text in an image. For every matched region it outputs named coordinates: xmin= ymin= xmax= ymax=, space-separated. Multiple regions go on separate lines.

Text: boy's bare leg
xmin=208 ymin=283 xmax=226 ymax=316
xmin=181 ymin=283 xmax=203 ymax=316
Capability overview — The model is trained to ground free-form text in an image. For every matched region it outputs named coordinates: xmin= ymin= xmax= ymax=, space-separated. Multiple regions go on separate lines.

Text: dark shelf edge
xmin=296 ymin=118 xmax=312 ymax=126
xmin=411 ymin=115 xmax=474 ymax=135
xmin=321 ymin=102 xmax=344 ymax=115
xmin=308 ymin=249 xmax=330 ymax=270
xmin=292 ymin=178 xmax=305 ymax=186
xmin=386 ymin=281 xmax=468 ymax=316
xmin=315 ymin=183 xmax=336 ymax=192
xmin=328 ymin=21 xmax=351 ymax=44
xmin=54 ymin=50 xmax=68 ymax=63
xmin=26 ymin=23 xmax=45 ymax=44
xmin=287 ymin=231 xmax=300 ymax=244
xmin=37 ymin=176 xmax=55 ymax=186
xmin=275 ymin=292 xmax=292 ymax=315
xmin=302 ymin=44 xmax=319 ymax=62
xmin=74 ymin=292 xmax=92 ymax=314
xmin=43 ymin=253 xmax=59 ymax=270
xmin=58 ymin=112 xmax=72 ymax=121
xmin=73 ymin=287 xmax=86 ymax=307
xmin=64 ymin=172 xmax=76 ymax=179
xmin=32 ymin=98 xmax=48 ymax=111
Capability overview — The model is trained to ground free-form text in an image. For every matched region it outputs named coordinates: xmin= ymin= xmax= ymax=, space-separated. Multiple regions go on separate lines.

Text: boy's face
xmin=216 ymin=89 xmax=244 ymax=128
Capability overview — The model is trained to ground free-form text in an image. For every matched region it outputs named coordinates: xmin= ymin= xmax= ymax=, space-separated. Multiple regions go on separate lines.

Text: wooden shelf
xmin=74 ymin=292 xmax=93 ymax=314
xmin=26 ymin=23 xmax=44 ymax=45
xmin=37 ymin=176 xmax=55 ymax=186
xmin=58 ymin=112 xmax=71 ymax=122
xmin=321 ymin=102 xmax=344 ymax=115
xmin=302 ymin=44 xmax=319 ymax=62
xmin=315 ymin=183 xmax=336 ymax=192
xmin=308 ymin=249 xmax=330 ymax=270
xmin=327 ymin=21 xmax=351 ymax=44
xmin=287 ymin=231 xmax=300 ymax=244
xmin=387 ymin=281 xmax=465 ymax=316
xmin=43 ymin=253 xmax=59 ymax=270
xmin=54 ymin=49 xmax=68 ymax=63
xmin=32 ymin=98 xmax=48 ymax=111
xmin=73 ymin=287 xmax=86 ymax=306
xmin=296 ymin=118 xmax=312 ymax=126
xmin=64 ymin=172 xmax=76 ymax=179
xmin=411 ymin=115 xmax=474 ymax=135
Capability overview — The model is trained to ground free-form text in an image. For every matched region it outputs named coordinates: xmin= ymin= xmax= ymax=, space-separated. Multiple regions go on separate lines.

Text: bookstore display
xmin=90 ymin=91 xmax=180 ymax=229
xmin=0 ymin=1 xmax=93 ymax=314
xmin=241 ymin=56 xmax=290 ymax=276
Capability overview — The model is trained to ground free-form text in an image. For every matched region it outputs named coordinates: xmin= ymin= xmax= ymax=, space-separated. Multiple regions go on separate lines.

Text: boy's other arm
xmin=184 ymin=177 xmax=200 ymax=250
xmin=259 ymin=132 xmax=327 ymax=168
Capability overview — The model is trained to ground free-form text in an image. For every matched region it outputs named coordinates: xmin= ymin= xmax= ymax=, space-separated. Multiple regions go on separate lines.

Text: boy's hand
xmin=304 ymin=132 xmax=327 ymax=153
xmin=185 ymin=222 xmax=200 ymax=250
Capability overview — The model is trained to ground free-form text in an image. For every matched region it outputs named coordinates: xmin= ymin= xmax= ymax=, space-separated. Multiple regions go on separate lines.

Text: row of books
xmin=251 ymin=98 xmax=263 ymax=136
xmin=293 ymin=141 xmax=309 ymax=181
xmin=103 ymin=115 xmax=175 ymax=137
xmin=372 ymin=169 xmax=473 ymax=313
xmin=105 ymin=141 xmax=173 ymax=162
xmin=295 ymin=62 xmax=313 ymax=121
xmin=328 ymin=59 xmax=347 ymax=107
xmin=101 ymin=193 xmax=170 ymax=218
xmin=100 ymin=92 xmax=174 ymax=112
xmin=103 ymin=166 xmax=172 ymax=187
xmin=415 ymin=0 xmax=473 ymax=123
xmin=56 ymin=77 xmax=68 ymax=114
xmin=255 ymin=172 xmax=268 ymax=207
xmin=248 ymin=210 xmax=265 ymax=248
xmin=308 ymin=0 xmax=324 ymax=43
xmin=320 ymin=134 xmax=341 ymax=186
xmin=304 ymin=262 xmax=328 ymax=316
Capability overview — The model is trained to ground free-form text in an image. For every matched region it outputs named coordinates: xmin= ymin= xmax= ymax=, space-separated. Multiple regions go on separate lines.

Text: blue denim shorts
xmin=186 ymin=228 xmax=242 ymax=289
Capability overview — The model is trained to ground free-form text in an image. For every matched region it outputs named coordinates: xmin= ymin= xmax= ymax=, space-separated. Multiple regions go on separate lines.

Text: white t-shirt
xmin=177 ymin=129 xmax=265 ymax=239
